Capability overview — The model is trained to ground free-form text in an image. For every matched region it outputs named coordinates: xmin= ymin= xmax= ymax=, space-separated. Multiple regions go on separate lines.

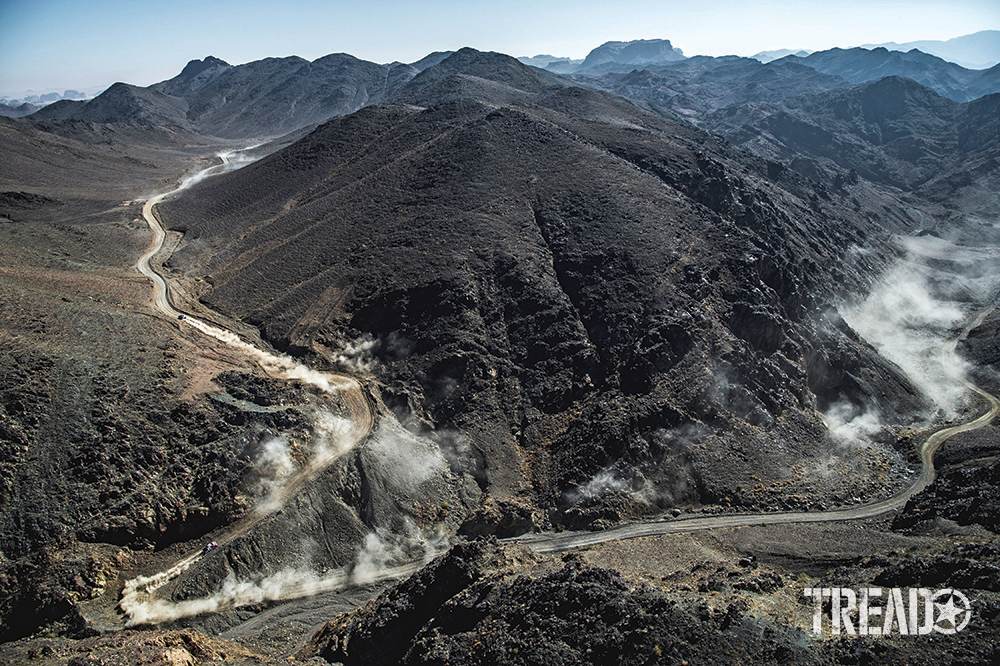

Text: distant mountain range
xmin=0 ymin=89 xmax=90 ymax=107
xmin=0 ymin=102 xmax=39 ymax=118
xmin=778 ymin=47 xmax=1000 ymax=102
xmin=704 ymin=74 xmax=1000 ymax=202
xmin=517 ymin=31 xmax=1000 ymax=73
xmin=750 ymin=49 xmax=812 ymax=63
xmin=30 ymin=54 xmax=423 ymax=138
xmin=15 ymin=33 xmax=999 ymax=135
xmin=862 ymin=30 xmax=1000 ymax=69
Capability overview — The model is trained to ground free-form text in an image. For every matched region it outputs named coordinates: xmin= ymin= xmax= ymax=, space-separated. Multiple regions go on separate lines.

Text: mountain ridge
xmin=861 ymin=29 xmax=1000 ymax=69
xmin=3 ymin=35 xmax=1000 ymax=663
xmin=158 ymin=50 xmax=927 ymax=528
xmin=778 ymin=46 xmax=1000 ymax=102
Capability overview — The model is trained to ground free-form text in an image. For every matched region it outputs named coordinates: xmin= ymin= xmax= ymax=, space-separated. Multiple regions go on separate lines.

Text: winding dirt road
xmin=124 ymin=151 xmax=376 ymax=624
xmin=125 ymin=149 xmax=999 ymax=625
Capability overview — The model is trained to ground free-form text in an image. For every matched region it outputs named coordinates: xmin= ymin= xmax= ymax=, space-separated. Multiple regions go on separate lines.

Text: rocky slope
xmin=33 ymin=83 xmax=191 ymax=129
xmin=568 ymin=56 xmax=850 ymax=122
xmin=3 ymin=39 xmax=1000 ymax=664
xmin=300 ymin=536 xmax=1000 ymax=666
xmin=159 ymin=49 xmax=928 ymax=538
xmin=151 ymin=55 xmax=232 ymax=97
xmin=301 ymin=538 xmax=819 ymax=666
xmin=702 ymin=78 xmax=1000 ymax=235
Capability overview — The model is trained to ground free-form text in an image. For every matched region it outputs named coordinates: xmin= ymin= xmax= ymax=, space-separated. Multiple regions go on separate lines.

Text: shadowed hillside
xmin=160 ymin=49 xmax=926 ymax=534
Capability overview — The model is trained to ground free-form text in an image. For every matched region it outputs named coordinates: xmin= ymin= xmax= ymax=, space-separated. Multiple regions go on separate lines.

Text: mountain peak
xmin=580 ymin=38 xmax=685 ymax=71
xmin=153 ymin=56 xmax=231 ymax=96
xmin=177 ymin=55 xmax=230 ymax=78
xmin=391 ymin=47 xmax=561 ymax=106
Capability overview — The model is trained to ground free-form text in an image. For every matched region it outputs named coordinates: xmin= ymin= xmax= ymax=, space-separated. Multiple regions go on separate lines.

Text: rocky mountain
xmin=391 ymin=46 xmax=563 ymax=107
xmin=410 ymin=51 xmax=456 ymax=72
xmin=4 ymin=36 xmax=1000 ymax=665
xmin=179 ymin=53 xmax=418 ymax=138
xmin=518 ymin=39 xmax=687 ymax=75
xmin=33 ymin=82 xmax=191 ymax=129
xmin=158 ymin=49 xmax=926 ymax=538
xmin=150 ymin=55 xmax=231 ymax=97
xmin=578 ymin=38 xmax=686 ymax=72
xmin=558 ymin=42 xmax=1000 ymax=130
xmin=780 ymin=47 xmax=1000 ymax=102
xmin=703 ymin=76 xmax=1000 ymax=230
xmin=751 ymin=48 xmax=812 ymax=63
xmin=568 ymin=56 xmax=850 ymax=121
xmin=569 ymin=45 xmax=1000 ymax=119
xmin=28 ymin=53 xmax=423 ymax=140
xmin=516 ymin=53 xmax=584 ymax=73
xmin=0 ymin=102 xmax=39 ymax=118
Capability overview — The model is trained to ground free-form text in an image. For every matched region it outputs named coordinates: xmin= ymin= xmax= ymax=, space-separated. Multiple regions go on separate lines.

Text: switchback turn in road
xmin=127 ymin=150 xmax=999 ymax=623
xmin=124 ymin=151 xmax=376 ymax=625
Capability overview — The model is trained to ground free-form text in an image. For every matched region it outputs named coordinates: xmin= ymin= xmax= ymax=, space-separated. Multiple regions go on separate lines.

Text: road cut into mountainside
xmin=124 ymin=150 xmax=375 ymax=625
xmin=124 ymin=150 xmax=998 ymax=625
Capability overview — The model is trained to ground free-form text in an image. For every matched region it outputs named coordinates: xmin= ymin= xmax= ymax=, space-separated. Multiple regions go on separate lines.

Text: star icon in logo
xmin=932 ymin=588 xmax=972 ymax=634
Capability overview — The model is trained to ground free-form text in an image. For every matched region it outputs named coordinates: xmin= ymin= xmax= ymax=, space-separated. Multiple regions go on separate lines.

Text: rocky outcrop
xmin=578 ymin=39 xmax=686 ymax=72
xmin=875 ymin=543 xmax=1000 ymax=591
xmin=151 ymin=56 xmax=231 ymax=97
xmin=891 ymin=457 xmax=1000 ymax=534
xmin=301 ymin=539 xmax=819 ymax=666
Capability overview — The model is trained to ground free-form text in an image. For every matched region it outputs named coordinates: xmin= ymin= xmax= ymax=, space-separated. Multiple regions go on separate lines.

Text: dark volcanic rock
xmin=891 ymin=457 xmax=1000 ymax=534
xmin=961 ymin=310 xmax=1000 ymax=369
xmin=159 ymin=49 xmax=925 ymax=531
xmin=302 ymin=539 xmax=818 ymax=666
xmin=875 ymin=543 xmax=1000 ymax=591
xmin=0 ymin=352 xmax=310 ymax=639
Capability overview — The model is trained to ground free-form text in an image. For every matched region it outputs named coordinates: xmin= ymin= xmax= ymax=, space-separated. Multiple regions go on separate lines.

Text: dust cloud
xmin=368 ymin=419 xmax=450 ymax=492
xmin=184 ymin=316 xmax=354 ymax=394
xmin=839 ymin=234 xmax=1000 ymax=421
xmin=841 ymin=261 xmax=968 ymax=416
xmin=823 ymin=400 xmax=883 ymax=448
xmin=253 ymin=434 xmax=295 ymax=512
xmin=122 ymin=519 xmax=446 ymax=626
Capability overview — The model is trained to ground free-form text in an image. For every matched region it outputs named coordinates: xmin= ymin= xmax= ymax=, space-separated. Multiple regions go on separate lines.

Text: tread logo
xmin=803 ymin=587 xmax=971 ymax=635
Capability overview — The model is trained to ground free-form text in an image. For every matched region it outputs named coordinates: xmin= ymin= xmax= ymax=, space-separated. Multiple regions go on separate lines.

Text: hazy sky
xmin=1 ymin=0 xmax=998 ymax=96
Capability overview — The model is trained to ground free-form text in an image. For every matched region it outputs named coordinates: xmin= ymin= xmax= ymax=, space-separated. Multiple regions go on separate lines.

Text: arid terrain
xmin=1 ymin=41 xmax=999 ymax=665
